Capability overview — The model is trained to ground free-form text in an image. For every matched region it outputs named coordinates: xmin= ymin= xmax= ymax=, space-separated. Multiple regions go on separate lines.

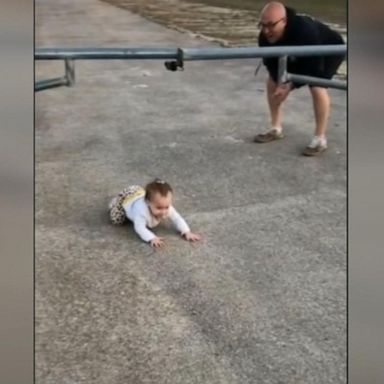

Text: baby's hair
xmin=145 ymin=179 xmax=173 ymax=201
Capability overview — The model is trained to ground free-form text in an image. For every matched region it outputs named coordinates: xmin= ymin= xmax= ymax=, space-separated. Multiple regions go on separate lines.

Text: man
xmin=254 ymin=1 xmax=345 ymax=156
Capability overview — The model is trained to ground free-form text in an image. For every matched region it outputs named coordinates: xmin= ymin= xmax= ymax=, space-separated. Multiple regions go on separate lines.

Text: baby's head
xmin=145 ymin=179 xmax=173 ymax=219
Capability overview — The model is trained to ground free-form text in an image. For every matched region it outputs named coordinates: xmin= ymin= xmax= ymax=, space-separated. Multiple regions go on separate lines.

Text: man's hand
xmin=182 ymin=231 xmax=201 ymax=242
xmin=273 ymin=82 xmax=292 ymax=103
xmin=150 ymin=236 xmax=165 ymax=248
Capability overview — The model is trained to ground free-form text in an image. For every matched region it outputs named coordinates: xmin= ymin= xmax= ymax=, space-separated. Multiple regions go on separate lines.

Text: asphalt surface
xmin=35 ymin=0 xmax=347 ymax=383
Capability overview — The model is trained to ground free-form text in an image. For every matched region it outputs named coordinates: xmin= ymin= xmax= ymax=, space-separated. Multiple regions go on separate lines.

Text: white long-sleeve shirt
xmin=122 ymin=193 xmax=190 ymax=242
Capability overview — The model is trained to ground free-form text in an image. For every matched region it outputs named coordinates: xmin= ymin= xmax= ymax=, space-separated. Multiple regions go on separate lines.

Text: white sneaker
xmin=308 ymin=136 xmax=327 ymax=148
xmin=303 ymin=136 xmax=327 ymax=156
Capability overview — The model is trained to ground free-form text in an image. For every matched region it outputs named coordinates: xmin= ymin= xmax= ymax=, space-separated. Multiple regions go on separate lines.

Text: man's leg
xmin=254 ymin=76 xmax=285 ymax=143
xmin=302 ymin=86 xmax=330 ymax=156
xmin=311 ymin=86 xmax=330 ymax=137
xmin=267 ymin=76 xmax=283 ymax=129
xmin=303 ymin=51 xmax=344 ymax=156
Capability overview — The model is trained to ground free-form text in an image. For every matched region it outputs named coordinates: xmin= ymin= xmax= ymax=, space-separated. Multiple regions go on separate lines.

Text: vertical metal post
xmin=65 ymin=59 xmax=75 ymax=87
xmin=277 ymin=55 xmax=288 ymax=84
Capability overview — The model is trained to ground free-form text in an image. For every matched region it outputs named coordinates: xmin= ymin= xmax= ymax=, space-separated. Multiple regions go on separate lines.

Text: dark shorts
xmin=320 ymin=54 xmax=345 ymax=79
xmin=295 ymin=53 xmax=345 ymax=89
xmin=269 ymin=53 xmax=345 ymax=89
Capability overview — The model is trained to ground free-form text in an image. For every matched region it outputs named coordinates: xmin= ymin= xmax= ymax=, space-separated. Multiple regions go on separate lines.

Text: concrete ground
xmin=35 ymin=0 xmax=347 ymax=383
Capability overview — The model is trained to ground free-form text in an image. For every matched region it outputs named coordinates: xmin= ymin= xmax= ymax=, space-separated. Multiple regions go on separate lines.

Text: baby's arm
xmin=130 ymin=202 xmax=164 ymax=247
xmin=134 ymin=217 xmax=165 ymax=248
xmin=133 ymin=215 xmax=156 ymax=243
xmin=168 ymin=206 xmax=190 ymax=235
xmin=168 ymin=207 xmax=201 ymax=242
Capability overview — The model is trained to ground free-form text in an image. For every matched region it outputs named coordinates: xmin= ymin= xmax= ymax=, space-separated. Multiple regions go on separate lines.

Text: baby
xmin=109 ymin=179 xmax=201 ymax=248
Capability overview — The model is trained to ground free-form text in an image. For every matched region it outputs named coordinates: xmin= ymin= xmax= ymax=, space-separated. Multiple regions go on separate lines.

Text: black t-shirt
xmin=258 ymin=7 xmax=344 ymax=84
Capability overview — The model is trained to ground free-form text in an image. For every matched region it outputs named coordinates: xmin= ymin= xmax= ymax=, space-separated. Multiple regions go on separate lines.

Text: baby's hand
xmin=182 ymin=231 xmax=201 ymax=242
xmin=150 ymin=236 xmax=165 ymax=248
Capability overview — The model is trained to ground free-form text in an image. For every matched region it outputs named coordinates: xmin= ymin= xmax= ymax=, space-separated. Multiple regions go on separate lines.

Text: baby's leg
xmin=108 ymin=196 xmax=126 ymax=225
xmin=109 ymin=185 xmax=143 ymax=226
xmin=108 ymin=196 xmax=118 ymax=210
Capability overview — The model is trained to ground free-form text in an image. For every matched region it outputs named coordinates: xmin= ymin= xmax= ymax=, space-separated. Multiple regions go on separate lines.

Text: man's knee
xmin=267 ymin=76 xmax=278 ymax=91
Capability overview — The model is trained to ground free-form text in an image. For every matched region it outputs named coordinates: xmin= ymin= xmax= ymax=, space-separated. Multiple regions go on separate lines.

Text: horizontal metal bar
xmin=35 ymin=77 xmax=68 ymax=92
xmin=35 ymin=45 xmax=346 ymax=61
xmin=180 ymin=45 xmax=346 ymax=60
xmin=286 ymin=73 xmax=347 ymax=90
xmin=35 ymin=47 xmax=179 ymax=60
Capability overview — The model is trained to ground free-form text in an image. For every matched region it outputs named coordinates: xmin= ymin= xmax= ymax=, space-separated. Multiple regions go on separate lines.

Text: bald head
xmin=259 ymin=1 xmax=287 ymax=43
xmin=261 ymin=1 xmax=286 ymax=19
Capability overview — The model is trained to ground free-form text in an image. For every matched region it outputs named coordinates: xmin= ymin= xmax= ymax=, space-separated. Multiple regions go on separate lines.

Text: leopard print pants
xmin=108 ymin=185 xmax=144 ymax=225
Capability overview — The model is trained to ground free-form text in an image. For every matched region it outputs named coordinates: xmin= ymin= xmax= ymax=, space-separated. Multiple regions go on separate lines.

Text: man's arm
xmin=258 ymin=33 xmax=279 ymax=82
